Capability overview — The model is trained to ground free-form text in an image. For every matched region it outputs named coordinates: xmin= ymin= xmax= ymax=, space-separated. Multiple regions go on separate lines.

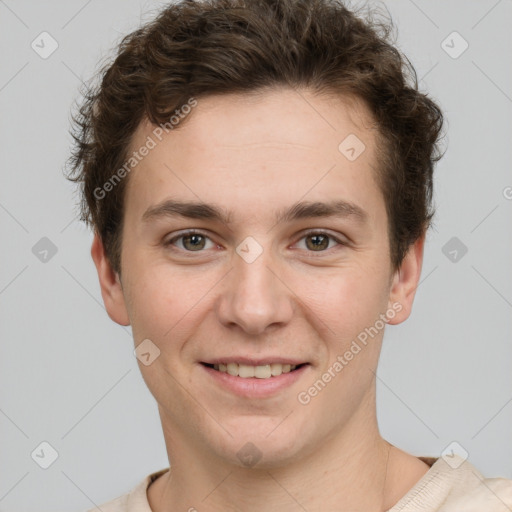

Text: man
xmin=67 ymin=0 xmax=512 ymax=510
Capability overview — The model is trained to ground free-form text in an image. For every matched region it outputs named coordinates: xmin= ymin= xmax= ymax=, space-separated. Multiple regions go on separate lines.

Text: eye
xmin=295 ymin=231 xmax=346 ymax=253
xmin=164 ymin=229 xmax=347 ymax=255
xmin=164 ymin=230 xmax=216 ymax=252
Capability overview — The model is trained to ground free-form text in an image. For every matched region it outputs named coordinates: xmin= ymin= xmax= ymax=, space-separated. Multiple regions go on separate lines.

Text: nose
xmin=215 ymin=244 xmax=294 ymax=336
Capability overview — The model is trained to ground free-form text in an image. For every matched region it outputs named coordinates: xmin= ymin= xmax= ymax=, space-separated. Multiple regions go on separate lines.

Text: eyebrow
xmin=141 ymin=198 xmax=368 ymax=226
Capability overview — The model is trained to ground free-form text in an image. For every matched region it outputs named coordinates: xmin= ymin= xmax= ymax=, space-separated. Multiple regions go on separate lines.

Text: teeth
xmin=239 ymin=364 xmax=255 ymax=378
xmin=227 ymin=363 xmax=238 ymax=376
xmin=211 ymin=362 xmax=298 ymax=378
xmin=254 ymin=364 xmax=271 ymax=379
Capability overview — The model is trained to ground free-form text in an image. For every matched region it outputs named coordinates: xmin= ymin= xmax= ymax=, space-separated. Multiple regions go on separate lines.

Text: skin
xmin=92 ymin=87 xmax=430 ymax=511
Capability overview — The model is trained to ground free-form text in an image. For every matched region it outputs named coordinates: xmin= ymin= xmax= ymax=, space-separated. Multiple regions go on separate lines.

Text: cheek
xmin=298 ymin=263 xmax=390 ymax=334
xmin=300 ymin=268 xmax=389 ymax=407
xmin=123 ymin=260 xmax=213 ymax=345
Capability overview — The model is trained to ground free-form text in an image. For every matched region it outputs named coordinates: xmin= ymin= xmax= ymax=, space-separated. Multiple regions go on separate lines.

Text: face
xmin=93 ymin=88 xmax=423 ymax=469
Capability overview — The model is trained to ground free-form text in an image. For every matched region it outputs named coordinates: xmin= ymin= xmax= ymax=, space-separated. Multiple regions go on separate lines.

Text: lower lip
xmin=201 ymin=364 xmax=310 ymax=398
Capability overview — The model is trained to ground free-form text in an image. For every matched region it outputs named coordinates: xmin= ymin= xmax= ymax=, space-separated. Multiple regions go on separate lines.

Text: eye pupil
xmin=307 ymin=234 xmax=329 ymax=251
xmin=183 ymin=234 xmax=205 ymax=251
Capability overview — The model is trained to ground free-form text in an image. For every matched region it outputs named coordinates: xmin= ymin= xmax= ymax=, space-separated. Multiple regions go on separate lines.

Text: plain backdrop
xmin=0 ymin=0 xmax=511 ymax=511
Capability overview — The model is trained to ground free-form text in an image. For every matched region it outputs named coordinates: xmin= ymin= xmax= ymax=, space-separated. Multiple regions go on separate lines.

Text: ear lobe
xmin=387 ymin=235 xmax=425 ymax=325
xmin=90 ymin=232 xmax=131 ymax=326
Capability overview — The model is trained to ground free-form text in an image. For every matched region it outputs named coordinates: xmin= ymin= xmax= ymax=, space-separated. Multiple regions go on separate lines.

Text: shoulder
xmin=448 ymin=470 xmax=512 ymax=511
xmin=389 ymin=454 xmax=512 ymax=512
xmin=83 ymin=468 xmax=169 ymax=512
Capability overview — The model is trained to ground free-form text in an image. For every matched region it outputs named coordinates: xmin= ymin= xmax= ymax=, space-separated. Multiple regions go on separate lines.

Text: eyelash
xmin=164 ymin=229 xmax=347 ymax=255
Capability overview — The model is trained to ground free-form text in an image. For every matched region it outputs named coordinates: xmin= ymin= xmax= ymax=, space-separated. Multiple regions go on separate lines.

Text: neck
xmin=149 ymin=407 xmax=400 ymax=511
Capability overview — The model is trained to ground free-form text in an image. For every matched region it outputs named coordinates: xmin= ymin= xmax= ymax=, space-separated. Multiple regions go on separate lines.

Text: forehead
xmin=141 ymin=88 xmax=375 ymax=153
xmin=123 ymin=88 xmax=382 ymax=224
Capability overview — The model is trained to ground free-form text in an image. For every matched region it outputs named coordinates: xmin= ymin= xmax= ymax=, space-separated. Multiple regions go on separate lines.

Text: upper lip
xmin=201 ymin=357 xmax=309 ymax=366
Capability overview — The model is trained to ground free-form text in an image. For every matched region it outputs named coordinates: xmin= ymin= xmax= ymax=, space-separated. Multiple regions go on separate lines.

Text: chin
xmin=211 ymin=419 xmax=309 ymax=469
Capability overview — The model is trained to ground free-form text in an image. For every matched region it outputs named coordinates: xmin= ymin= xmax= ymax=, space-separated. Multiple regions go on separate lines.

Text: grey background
xmin=0 ymin=0 xmax=511 ymax=511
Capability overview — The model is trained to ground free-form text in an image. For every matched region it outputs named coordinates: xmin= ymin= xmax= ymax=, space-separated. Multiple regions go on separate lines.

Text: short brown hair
xmin=65 ymin=0 xmax=445 ymax=275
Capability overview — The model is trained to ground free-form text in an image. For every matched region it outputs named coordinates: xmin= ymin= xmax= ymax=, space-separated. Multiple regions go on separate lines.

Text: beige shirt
xmin=89 ymin=454 xmax=512 ymax=511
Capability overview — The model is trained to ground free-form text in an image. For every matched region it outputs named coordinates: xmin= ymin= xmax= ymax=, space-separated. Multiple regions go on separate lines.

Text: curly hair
xmin=65 ymin=0 xmax=445 ymax=276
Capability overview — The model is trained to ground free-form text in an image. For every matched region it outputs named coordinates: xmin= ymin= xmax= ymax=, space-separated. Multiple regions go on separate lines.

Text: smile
xmin=200 ymin=361 xmax=310 ymax=398
xmin=203 ymin=362 xmax=305 ymax=378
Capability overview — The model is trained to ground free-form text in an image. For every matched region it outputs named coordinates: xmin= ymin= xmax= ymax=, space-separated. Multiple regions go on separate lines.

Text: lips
xmin=200 ymin=360 xmax=310 ymax=398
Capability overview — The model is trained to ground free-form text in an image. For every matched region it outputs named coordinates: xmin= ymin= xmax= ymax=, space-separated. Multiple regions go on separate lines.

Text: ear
xmin=386 ymin=234 xmax=425 ymax=325
xmin=90 ymin=232 xmax=130 ymax=326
